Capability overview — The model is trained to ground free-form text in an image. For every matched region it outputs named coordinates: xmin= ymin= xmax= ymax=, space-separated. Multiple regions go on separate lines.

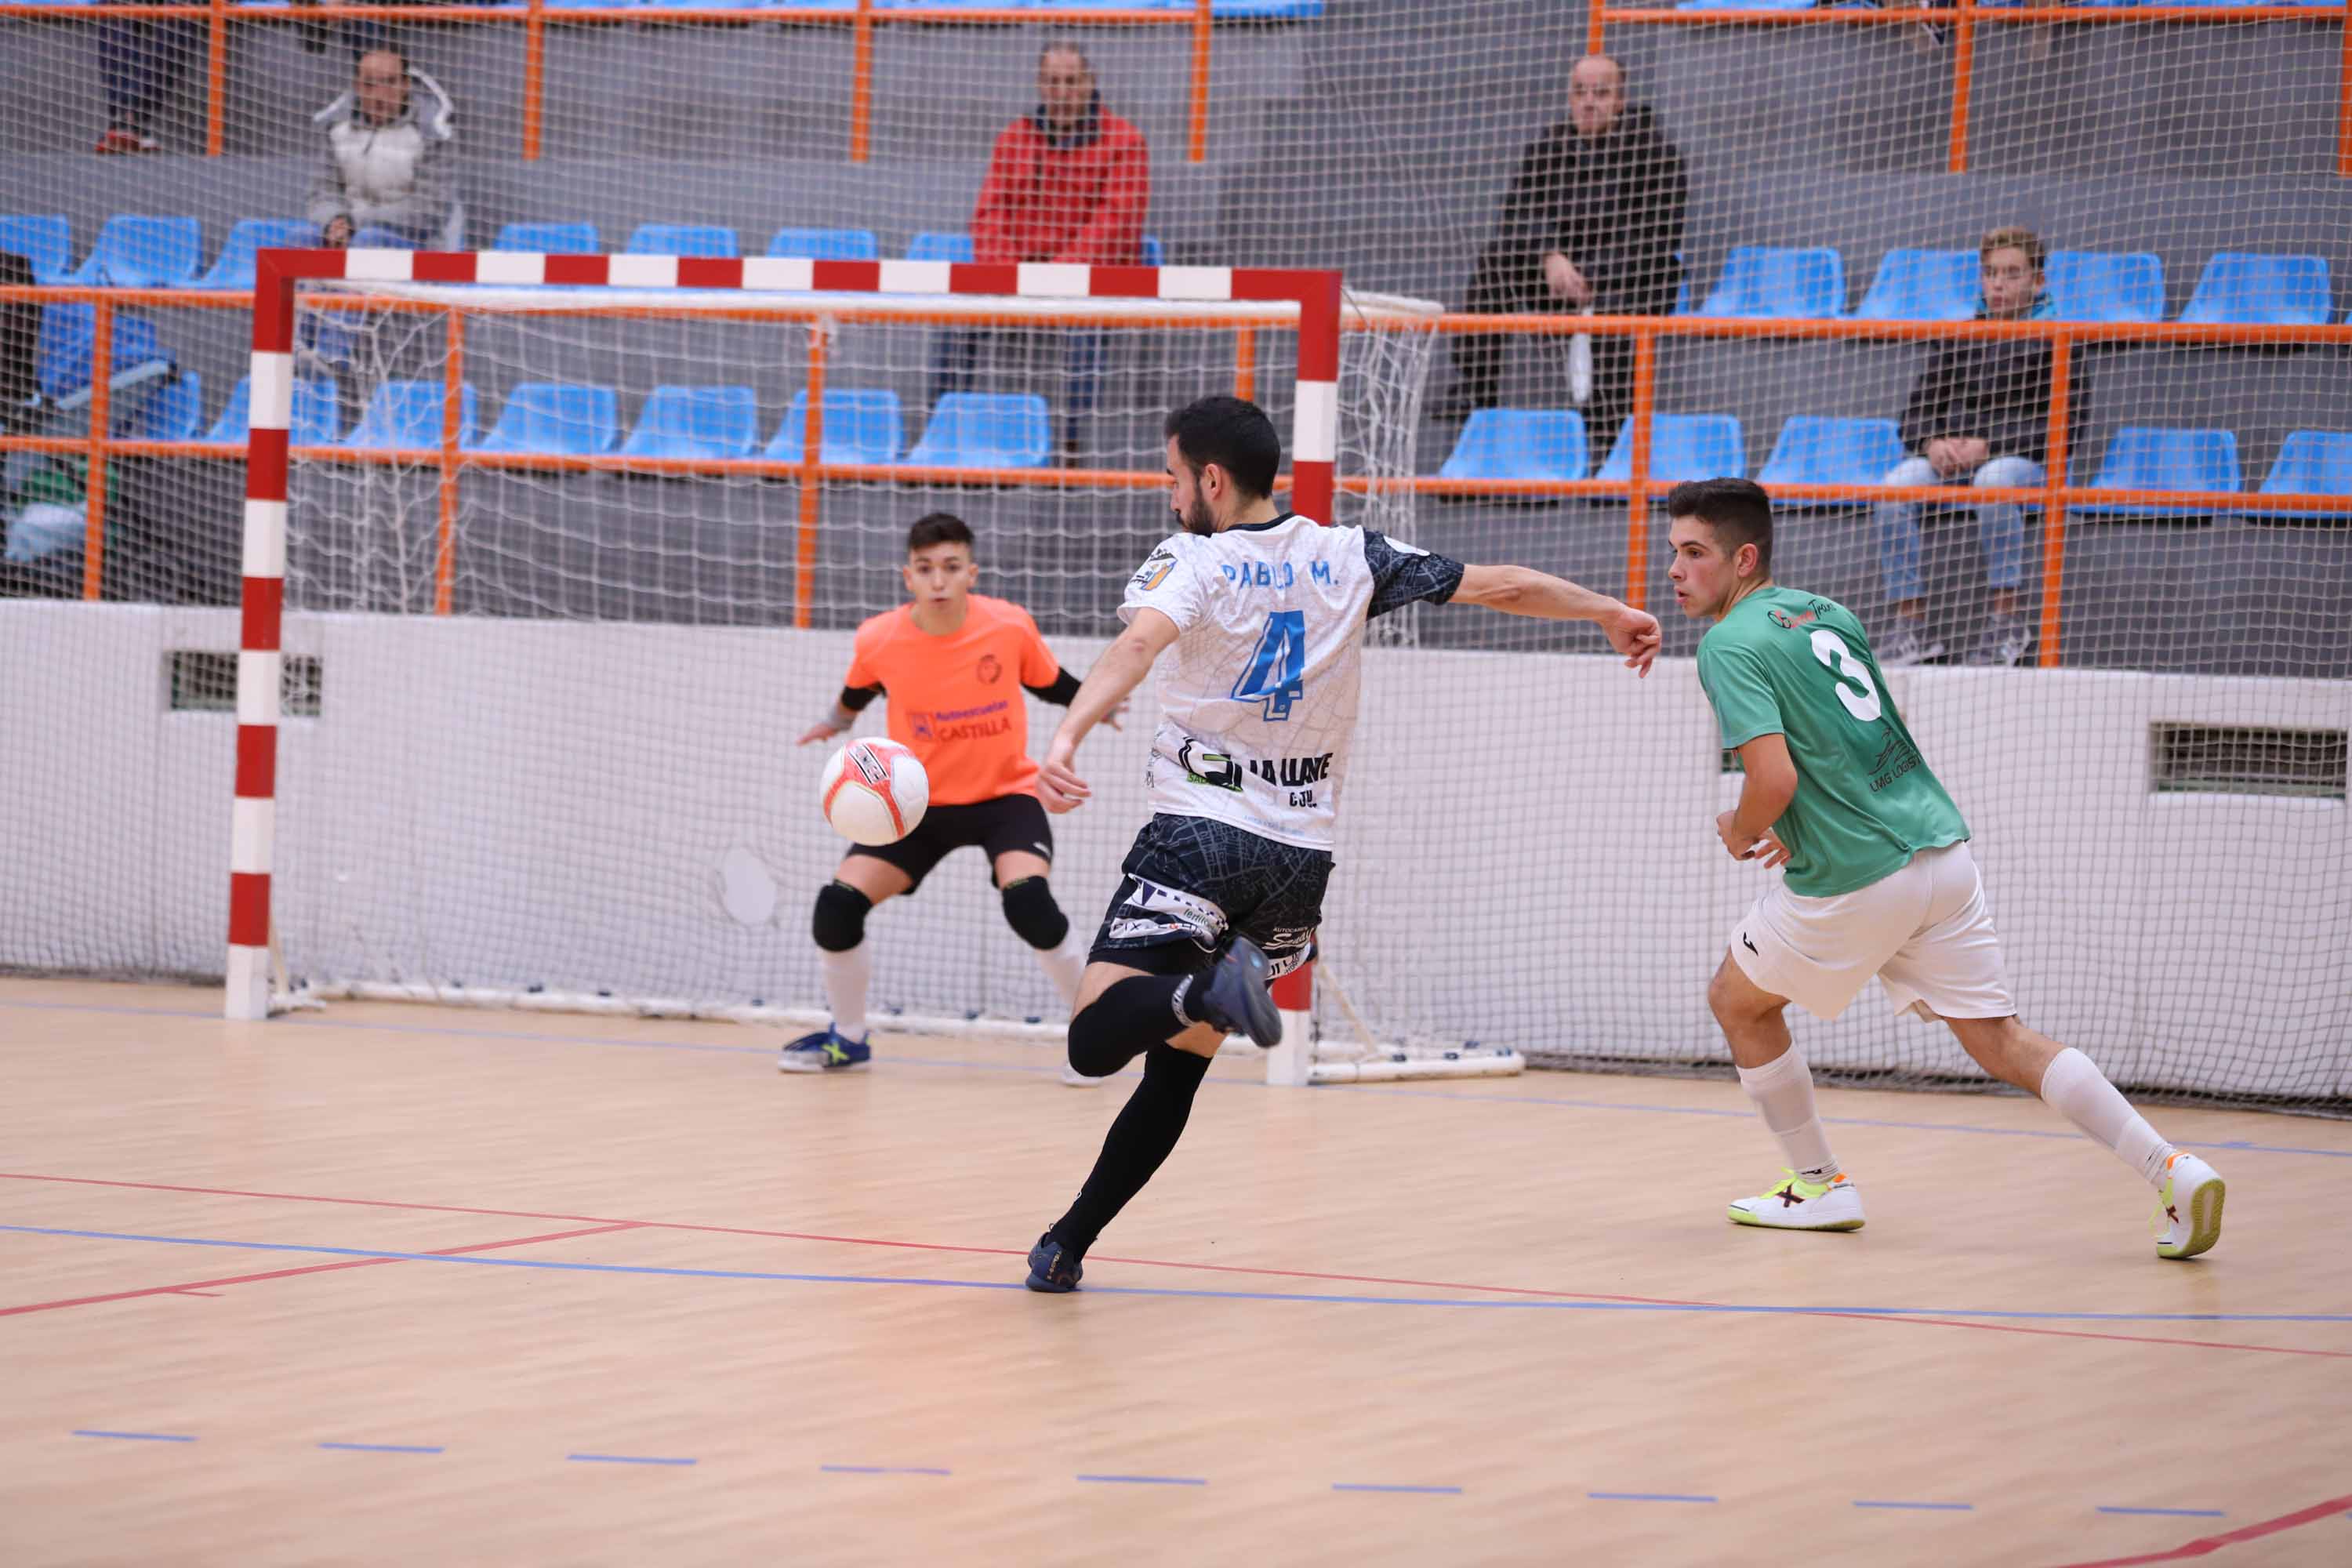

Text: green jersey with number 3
xmin=1697 ymin=585 xmax=1969 ymax=897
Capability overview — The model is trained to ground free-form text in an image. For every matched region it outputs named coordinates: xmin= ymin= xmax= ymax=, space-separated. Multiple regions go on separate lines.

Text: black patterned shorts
xmin=1088 ymin=813 xmax=1333 ymax=978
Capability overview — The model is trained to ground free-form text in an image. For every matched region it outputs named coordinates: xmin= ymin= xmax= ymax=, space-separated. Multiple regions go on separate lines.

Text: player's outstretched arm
xmin=1451 ymin=564 xmax=1662 ymax=676
xmin=1717 ymin=732 xmax=1799 ymax=868
xmin=1036 ymin=608 xmax=1180 ymax=813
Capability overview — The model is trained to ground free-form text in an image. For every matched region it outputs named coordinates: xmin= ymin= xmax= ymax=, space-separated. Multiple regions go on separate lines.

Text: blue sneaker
xmin=1191 ymin=936 xmax=1282 ymax=1049
xmin=1024 ymin=1233 xmax=1083 ymax=1293
xmin=777 ymin=1028 xmax=870 ymax=1074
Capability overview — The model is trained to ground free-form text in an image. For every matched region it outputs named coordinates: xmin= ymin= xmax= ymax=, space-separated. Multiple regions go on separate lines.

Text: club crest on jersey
xmin=1133 ymin=550 xmax=1177 ymax=591
xmin=1177 ymin=739 xmax=1243 ymax=792
xmin=1768 ymin=605 xmax=1821 ymax=630
xmin=976 ymin=654 xmax=1003 ymax=684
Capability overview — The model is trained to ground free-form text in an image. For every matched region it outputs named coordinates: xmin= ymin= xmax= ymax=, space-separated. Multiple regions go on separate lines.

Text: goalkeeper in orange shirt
xmin=785 ymin=512 xmax=1113 ymax=1084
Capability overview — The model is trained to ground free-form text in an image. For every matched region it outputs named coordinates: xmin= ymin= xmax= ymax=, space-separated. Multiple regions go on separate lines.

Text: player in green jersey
xmin=1665 ymin=478 xmax=2222 ymax=1260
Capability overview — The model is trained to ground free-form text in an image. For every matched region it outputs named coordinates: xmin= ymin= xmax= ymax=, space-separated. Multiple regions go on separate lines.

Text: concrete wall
xmin=5 ymin=603 xmax=2346 ymax=1101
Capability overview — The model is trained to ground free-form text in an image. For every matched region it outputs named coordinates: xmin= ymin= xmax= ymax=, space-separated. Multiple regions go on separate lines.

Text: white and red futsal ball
xmin=819 ymin=739 xmax=930 ymax=846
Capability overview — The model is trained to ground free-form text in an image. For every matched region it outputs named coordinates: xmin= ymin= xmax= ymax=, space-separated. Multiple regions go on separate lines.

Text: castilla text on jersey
xmin=1218 ymin=560 xmax=1336 ymax=590
xmin=909 ymin=699 xmax=1012 ymax=743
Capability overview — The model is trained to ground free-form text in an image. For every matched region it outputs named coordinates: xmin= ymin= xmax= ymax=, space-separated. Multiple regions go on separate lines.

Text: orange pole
xmin=82 ymin=297 xmax=114 ymax=601
xmin=1234 ymin=327 xmax=1257 ymax=402
xmin=1948 ymin=0 xmax=1975 ymax=174
xmin=2339 ymin=13 xmax=2351 ymax=178
xmin=850 ymin=0 xmax=875 ymax=165
xmin=1189 ymin=0 xmax=1211 ymax=164
xmin=436 ymin=313 xmax=465 ymax=615
xmin=1588 ymin=7 xmax=1605 ymax=55
xmin=1623 ymin=328 xmax=1655 ymax=613
xmin=206 ymin=0 xmax=227 ymax=156
xmin=522 ymin=0 xmax=546 ymax=162
xmin=795 ymin=326 xmax=827 ymax=630
xmin=2035 ymin=335 xmax=2071 ymax=669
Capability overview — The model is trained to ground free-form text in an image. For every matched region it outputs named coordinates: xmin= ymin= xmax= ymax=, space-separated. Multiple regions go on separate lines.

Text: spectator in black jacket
xmin=1875 ymin=227 xmax=2080 ymax=668
xmin=1441 ymin=55 xmax=1687 ymax=466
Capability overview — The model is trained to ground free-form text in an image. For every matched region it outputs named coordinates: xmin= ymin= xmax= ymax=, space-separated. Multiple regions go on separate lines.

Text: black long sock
xmin=1046 ymin=1044 xmax=1214 ymax=1256
xmin=1065 ymin=973 xmax=1200 ymax=1078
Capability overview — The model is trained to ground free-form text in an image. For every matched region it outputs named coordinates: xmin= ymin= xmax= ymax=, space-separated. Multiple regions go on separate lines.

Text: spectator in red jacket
xmin=934 ymin=43 xmax=1152 ymax=465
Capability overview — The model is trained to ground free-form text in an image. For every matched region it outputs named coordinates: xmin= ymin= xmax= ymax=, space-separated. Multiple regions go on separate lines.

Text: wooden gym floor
xmin=2 ymin=976 xmax=2348 ymax=1566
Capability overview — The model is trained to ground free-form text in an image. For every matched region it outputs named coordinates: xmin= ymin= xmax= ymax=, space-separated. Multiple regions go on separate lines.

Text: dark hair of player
xmin=906 ymin=512 xmax=974 ymax=554
xmin=1665 ymin=477 xmax=1773 ymax=578
xmin=1163 ymin=396 xmax=1281 ymax=501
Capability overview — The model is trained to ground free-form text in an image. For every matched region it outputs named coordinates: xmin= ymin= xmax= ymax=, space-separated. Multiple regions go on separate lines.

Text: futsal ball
xmin=820 ymin=739 xmax=929 ymax=846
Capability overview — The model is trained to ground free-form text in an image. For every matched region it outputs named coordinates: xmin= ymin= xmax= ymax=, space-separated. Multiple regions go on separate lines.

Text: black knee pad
xmin=999 ymin=876 xmax=1069 ymax=951
xmin=811 ymin=881 xmax=872 ymax=953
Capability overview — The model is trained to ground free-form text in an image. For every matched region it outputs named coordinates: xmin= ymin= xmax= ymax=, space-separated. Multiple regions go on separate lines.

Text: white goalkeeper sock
xmin=2038 ymin=1046 xmax=2174 ymax=1187
xmin=821 ymin=943 xmax=871 ymax=1043
xmin=1737 ymin=1047 xmax=1840 ymax=1178
xmin=1035 ymin=933 xmax=1087 ymax=1010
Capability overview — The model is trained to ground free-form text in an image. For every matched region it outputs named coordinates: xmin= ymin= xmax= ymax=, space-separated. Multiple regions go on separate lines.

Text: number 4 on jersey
xmin=1232 ymin=609 xmax=1307 ymax=720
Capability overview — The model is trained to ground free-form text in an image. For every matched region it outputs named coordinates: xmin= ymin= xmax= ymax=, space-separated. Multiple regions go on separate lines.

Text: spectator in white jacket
xmin=307 ymin=47 xmax=461 ymax=250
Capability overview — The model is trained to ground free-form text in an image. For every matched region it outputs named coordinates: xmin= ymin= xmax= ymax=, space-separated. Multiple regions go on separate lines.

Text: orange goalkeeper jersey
xmin=843 ymin=594 xmax=1062 ymax=805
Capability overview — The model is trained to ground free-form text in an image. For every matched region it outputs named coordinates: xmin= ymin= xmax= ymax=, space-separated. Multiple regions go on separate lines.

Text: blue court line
xmin=318 ymin=1442 xmax=442 ymax=1454
xmin=6 ymin=997 xmax=2343 ymax=1159
xmin=10 ymin=1225 xmax=2347 ymax=1327
xmin=2096 ymin=1506 xmax=2224 ymax=1518
xmin=1332 ymin=1483 xmax=1463 ymax=1495
xmin=1589 ymin=1491 xmax=1716 ymax=1504
xmin=71 ymin=1429 xmax=194 ymax=1443
xmin=566 ymin=1453 xmax=695 ymax=1466
xmin=1077 ymin=1474 xmax=1206 ymax=1486
xmin=1854 ymin=1500 xmax=1975 ymax=1511
xmin=821 ymin=1465 xmax=951 ymax=1476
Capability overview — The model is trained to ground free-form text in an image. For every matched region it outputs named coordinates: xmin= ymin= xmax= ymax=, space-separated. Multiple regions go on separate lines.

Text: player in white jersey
xmin=1020 ymin=395 xmax=1663 ymax=1292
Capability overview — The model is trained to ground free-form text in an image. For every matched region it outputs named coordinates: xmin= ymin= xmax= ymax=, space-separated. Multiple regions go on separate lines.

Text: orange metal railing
xmin=1594 ymin=2 xmax=2352 ymax=180
xmin=0 ymin=0 xmax=1220 ymax=167
xmin=3 ymin=285 xmax=2347 ymax=662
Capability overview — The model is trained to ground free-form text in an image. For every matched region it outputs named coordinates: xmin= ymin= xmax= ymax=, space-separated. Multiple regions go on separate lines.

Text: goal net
xmin=226 ymin=249 xmax=1474 ymax=1081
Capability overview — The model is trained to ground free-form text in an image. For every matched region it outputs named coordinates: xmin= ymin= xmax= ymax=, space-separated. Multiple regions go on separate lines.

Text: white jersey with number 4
xmin=1119 ymin=512 xmax=1465 ymax=851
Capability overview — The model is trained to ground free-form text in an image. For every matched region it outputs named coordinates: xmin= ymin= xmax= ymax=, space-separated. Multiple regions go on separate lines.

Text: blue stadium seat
xmin=763 ymin=389 xmax=906 ymax=465
xmin=349 ymin=225 xmax=423 ymax=251
xmin=345 ymin=380 xmax=481 ymax=449
xmin=620 ymin=386 xmax=758 ymax=459
xmin=2178 ymin=253 xmax=2333 ymax=326
xmin=767 ymin=227 xmax=880 ymax=261
xmin=1142 ymin=234 xmax=1165 ymax=265
xmin=1695 ymin=246 xmax=1846 ymax=318
xmin=34 ymin=304 xmax=172 ymax=401
xmin=906 ymin=393 xmax=1052 ymax=469
xmin=1436 ymin=408 xmax=1590 ymax=482
xmin=906 ymin=231 xmax=975 ymax=263
xmin=1595 ymin=414 xmax=1745 ymax=482
xmin=0 ymin=215 xmax=73 ymax=283
xmin=196 ymin=219 xmax=319 ymax=290
xmin=2044 ymin=251 xmax=2164 ymax=324
xmin=495 ymin=221 xmax=601 ymax=254
xmin=1206 ymin=0 xmax=1326 ymax=14
xmin=624 ymin=223 xmax=739 ymax=259
xmin=116 ymin=372 xmax=203 ymax=441
xmin=207 ymin=376 xmax=343 ymax=445
xmin=2256 ymin=430 xmax=2352 ymax=518
xmin=1675 ymin=0 xmax=1818 ymax=9
xmin=1756 ymin=416 xmax=1907 ymax=499
xmin=64 ymin=214 xmax=203 ymax=288
xmin=1854 ymin=249 xmax=1978 ymax=322
xmin=471 ymin=383 xmax=620 ymax=455
xmin=2076 ymin=426 xmax=2241 ymax=517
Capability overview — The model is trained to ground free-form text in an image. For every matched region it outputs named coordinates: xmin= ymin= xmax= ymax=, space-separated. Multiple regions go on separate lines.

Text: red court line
xmin=2 ymin=1171 xmax=2338 ymax=1359
xmin=2046 ymin=1491 xmax=2352 ymax=1566
xmin=0 ymin=1222 xmax=639 ymax=1316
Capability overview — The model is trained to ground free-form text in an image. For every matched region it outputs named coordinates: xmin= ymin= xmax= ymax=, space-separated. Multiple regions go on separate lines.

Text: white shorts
xmin=1728 ymin=841 xmax=2014 ymax=1022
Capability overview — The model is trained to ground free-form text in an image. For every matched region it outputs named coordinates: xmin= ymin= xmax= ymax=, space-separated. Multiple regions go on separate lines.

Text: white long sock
xmin=2038 ymin=1046 xmax=2173 ymax=1187
xmin=1035 ymin=933 xmax=1087 ymax=1010
xmin=1736 ymin=1048 xmax=1840 ymax=1178
xmin=821 ymin=943 xmax=871 ymax=1042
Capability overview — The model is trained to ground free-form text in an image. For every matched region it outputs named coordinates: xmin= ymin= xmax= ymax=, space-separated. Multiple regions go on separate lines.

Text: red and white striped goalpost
xmin=226 ymin=246 xmax=1339 ymax=1070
